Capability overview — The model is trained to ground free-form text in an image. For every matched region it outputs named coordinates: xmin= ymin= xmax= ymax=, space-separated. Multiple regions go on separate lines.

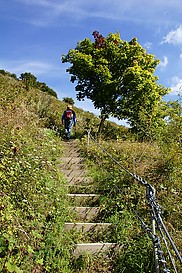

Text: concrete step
xmin=65 ymin=222 xmax=112 ymax=232
xmin=69 ymin=207 xmax=101 ymax=221
xmin=61 ymin=169 xmax=73 ymax=176
xmin=61 ymin=157 xmax=84 ymax=164
xmin=67 ymin=176 xmax=93 ymax=185
xmin=60 ymin=157 xmax=84 ymax=170
xmin=67 ymin=184 xmax=98 ymax=194
xmin=61 ymin=164 xmax=84 ymax=170
xmin=67 ymin=193 xmax=100 ymax=197
xmin=63 ymin=148 xmax=81 ymax=156
xmin=64 ymin=152 xmax=80 ymax=158
xmin=61 ymin=169 xmax=87 ymax=177
xmin=73 ymin=243 xmax=118 ymax=255
xmin=67 ymin=193 xmax=100 ymax=206
xmin=63 ymin=141 xmax=79 ymax=147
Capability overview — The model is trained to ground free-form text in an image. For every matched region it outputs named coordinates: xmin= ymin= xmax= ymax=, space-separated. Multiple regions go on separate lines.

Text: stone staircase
xmin=61 ymin=140 xmax=117 ymax=256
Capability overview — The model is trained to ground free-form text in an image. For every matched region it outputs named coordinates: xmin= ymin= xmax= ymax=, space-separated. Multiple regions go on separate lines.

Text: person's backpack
xmin=65 ymin=109 xmax=73 ymax=120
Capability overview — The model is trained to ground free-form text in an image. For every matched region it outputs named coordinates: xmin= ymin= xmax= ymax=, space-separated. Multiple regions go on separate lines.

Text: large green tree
xmin=62 ymin=31 xmax=170 ymax=132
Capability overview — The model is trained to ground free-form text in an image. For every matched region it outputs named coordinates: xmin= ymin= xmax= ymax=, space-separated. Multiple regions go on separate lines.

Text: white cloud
xmin=144 ymin=42 xmax=152 ymax=49
xmin=0 ymin=59 xmax=62 ymax=77
xmin=15 ymin=0 xmax=53 ymax=7
xmin=13 ymin=0 xmax=182 ymax=26
xmin=158 ymin=56 xmax=168 ymax=69
xmin=180 ymin=53 xmax=182 ymax=59
xmin=162 ymin=25 xmax=182 ymax=45
xmin=169 ymin=76 xmax=182 ymax=96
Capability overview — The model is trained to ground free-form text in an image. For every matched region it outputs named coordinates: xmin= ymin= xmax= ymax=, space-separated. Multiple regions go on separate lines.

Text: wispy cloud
xmin=0 ymin=59 xmax=62 ymax=77
xmin=144 ymin=42 xmax=152 ymax=49
xmin=169 ymin=76 xmax=182 ymax=95
xmin=13 ymin=0 xmax=182 ymax=26
xmin=15 ymin=0 xmax=54 ymax=7
xmin=158 ymin=56 xmax=168 ymax=69
xmin=161 ymin=25 xmax=182 ymax=45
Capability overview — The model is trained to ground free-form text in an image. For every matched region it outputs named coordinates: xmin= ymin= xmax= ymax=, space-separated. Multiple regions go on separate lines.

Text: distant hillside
xmin=0 ymin=69 xmax=58 ymax=98
xmin=0 ymin=70 xmax=128 ymax=137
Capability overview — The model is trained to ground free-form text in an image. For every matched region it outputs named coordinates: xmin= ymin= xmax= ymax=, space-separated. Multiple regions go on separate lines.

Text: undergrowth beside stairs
xmin=78 ymin=135 xmax=181 ymax=272
xmin=0 ymin=75 xmax=74 ymax=272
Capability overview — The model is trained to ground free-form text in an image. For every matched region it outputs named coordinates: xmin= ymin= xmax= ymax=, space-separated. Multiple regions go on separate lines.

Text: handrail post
xmin=87 ymin=129 xmax=91 ymax=146
xmin=152 ymin=215 xmax=160 ymax=273
xmin=146 ymin=185 xmax=160 ymax=273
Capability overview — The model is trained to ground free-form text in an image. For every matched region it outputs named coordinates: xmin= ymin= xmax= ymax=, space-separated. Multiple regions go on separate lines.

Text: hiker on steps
xmin=61 ymin=104 xmax=76 ymax=140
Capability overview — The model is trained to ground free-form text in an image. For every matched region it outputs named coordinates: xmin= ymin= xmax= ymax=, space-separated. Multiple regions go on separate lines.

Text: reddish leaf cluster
xmin=92 ymin=31 xmax=105 ymax=49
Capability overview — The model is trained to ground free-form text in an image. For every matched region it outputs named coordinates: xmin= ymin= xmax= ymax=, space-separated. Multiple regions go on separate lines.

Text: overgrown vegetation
xmin=0 ymin=74 xmax=76 ymax=272
xmin=0 ymin=72 xmax=181 ymax=272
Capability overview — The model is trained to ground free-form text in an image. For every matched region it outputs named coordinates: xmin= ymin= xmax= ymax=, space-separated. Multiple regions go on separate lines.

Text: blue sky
xmin=1 ymin=0 xmax=182 ymax=124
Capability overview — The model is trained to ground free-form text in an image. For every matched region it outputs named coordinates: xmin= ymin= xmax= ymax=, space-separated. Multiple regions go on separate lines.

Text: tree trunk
xmin=97 ymin=115 xmax=106 ymax=136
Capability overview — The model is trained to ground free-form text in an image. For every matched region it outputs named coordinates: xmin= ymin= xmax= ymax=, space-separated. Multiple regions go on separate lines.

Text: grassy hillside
xmin=0 ymin=74 xmax=74 ymax=272
xmin=0 ymin=73 xmax=181 ymax=272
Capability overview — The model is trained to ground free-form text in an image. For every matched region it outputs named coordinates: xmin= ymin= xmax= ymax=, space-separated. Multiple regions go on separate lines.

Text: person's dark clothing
xmin=62 ymin=108 xmax=76 ymax=140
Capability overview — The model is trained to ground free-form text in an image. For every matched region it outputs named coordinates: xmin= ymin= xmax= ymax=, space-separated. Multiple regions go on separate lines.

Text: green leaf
xmin=15 ymin=266 xmax=23 ymax=273
xmin=0 ymin=263 xmax=3 ymax=272
xmin=27 ymin=245 xmax=34 ymax=254
xmin=36 ymin=258 xmax=44 ymax=265
xmin=5 ymin=261 xmax=16 ymax=272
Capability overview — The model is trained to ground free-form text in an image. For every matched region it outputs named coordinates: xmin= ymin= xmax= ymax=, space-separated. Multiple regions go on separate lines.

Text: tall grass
xmin=79 ymin=131 xmax=181 ymax=272
xmin=0 ymin=75 xmax=74 ymax=272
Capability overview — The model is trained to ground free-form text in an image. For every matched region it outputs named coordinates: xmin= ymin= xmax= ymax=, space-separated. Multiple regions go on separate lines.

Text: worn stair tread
xmin=63 ymin=142 xmax=79 ymax=146
xmin=70 ymin=207 xmax=101 ymax=221
xmin=65 ymin=222 xmax=111 ymax=232
xmin=61 ymin=169 xmax=73 ymax=175
xmin=67 ymin=193 xmax=100 ymax=197
xmin=61 ymin=165 xmax=84 ymax=170
xmin=67 ymin=176 xmax=93 ymax=185
xmin=67 ymin=193 xmax=100 ymax=206
xmin=70 ymin=206 xmax=100 ymax=211
xmin=63 ymin=149 xmax=81 ymax=155
xmin=61 ymin=162 xmax=84 ymax=168
xmin=62 ymin=169 xmax=87 ymax=176
xmin=61 ymin=157 xmax=84 ymax=163
xmin=73 ymin=243 xmax=118 ymax=255
xmin=67 ymin=185 xmax=98 ymax=194
xmin=71 ymin=206 xmax=100 ymax=212
xmin=76 ymin=243 xmax=117 ymax=246
xmin=65 ymin=222 xmax=111 ymax=225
